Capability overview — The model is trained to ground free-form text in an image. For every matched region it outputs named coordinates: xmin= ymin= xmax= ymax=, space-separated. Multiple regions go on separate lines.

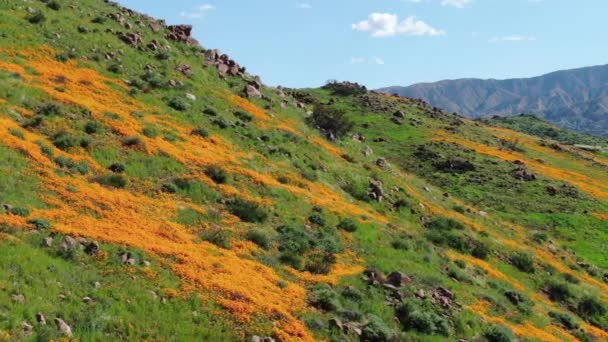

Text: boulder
xmin=119 ymin=32 xmax=142 ymax=46
xmin=368 ymin=179 xmax=385 ymax=202
xmin=245 ymin=85 xmax=261 ymax=98
xmin=394 ymin=110 xmax=406 ymax=119
xmin=84 ymin=241 xmax=100 ymax=256
xmin=175 ymin=64 xmax=193 ymax=77
xmin=217 ymin=63 xmax=229 ymax=77
xmin=54 ymin=318 xmax=72 ymax=337
xmin=43 ymin=236 xmax=53 ymax=247
xmin=36 ymin=313 xmax=46 ymax=325
xmin=376 ymin=158 xmax=389 ymax=169
xmin=166 ymin=25 xmax=198 ymax=45
xmin=386 ymin=272 xmax=411 ymax=287
xmin=11 ymin=294 xmax=25 ymax=303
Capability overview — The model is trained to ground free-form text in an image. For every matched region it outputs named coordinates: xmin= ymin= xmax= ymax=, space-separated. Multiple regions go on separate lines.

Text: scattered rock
xmin=21 ymin=321 xmax=33 ymax=335
xmin=362 ymin=146 xmax=373 ymax=157
xmin=36 ymin=313 xmax=46 ymax=325
xmin=166 ymin=25 xmax=198 ymax=45
xmin=368 ymin=179 xmax=385 ymax=202
xmin=185 ymin=93 xmax=197 ymax=101
xmin=142 ymin=260 xmax=151 ymax=267
xmin=477 ymin=211 xmax=488 ymax=217
xmin=245 ymin=84 xmax=261 ymax=98
xmin=84 ymin=241 xmax=100 ymax=256
xmin=175 ymin=64 xmax=193 ymax=77
xmin=251 ymin=336 xmax=276 ymax=342
xmin=148 ymin=290 xmax=158 ymax=300
xmin=82 ymin=296 xmax=93 ymax=304
xmin=376 ymin=158 xmax=389 ymax=169
xmin=393 ymin=110 xmax=406 ymax=119
xmin=43 ymin=236 xmax=54 ymax=247
xmin=386 ymin=272 xmax=411 ymax=287
xmin=61 ymin=236 xmax=79 ymax=252
xmin=54 ymin=318 xmax=72 ymax=337
xmin=11 ymin=294 xmax=25 ymax=303
xmin=119 ymin=31 xmax=142 ymax=46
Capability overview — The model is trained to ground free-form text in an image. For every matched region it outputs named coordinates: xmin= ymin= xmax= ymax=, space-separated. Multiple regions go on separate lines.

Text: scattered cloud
xmin=374 ymin=57 xmax=385 ymax=65
xmin=489 ymin=35 xmax=536 ymax=43
xmin=296 ymin=3 xmax=312 ymax=9
xmin=440 ymin=0 xmax=471 ymax=8
xmin=352 ymin=13 xmax=445 ymax=37
xmin=350 ymin=56 xmax=386 ymax=65
xmin=351 ymin=57 xmax=367 ymax=64
xmin=179 ymin=4 xmax=214 ymax=19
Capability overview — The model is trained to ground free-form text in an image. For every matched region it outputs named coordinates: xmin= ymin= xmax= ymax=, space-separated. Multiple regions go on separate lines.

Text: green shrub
xmin=308 ymin=214 xmax=325 ymax=226
xmin=95 ymin=174 xmax=128 ymax=189
xmin=337 ymin=218 xmax=358 ymax=232
xmin=425 ymin=216 xmax=465 ymax=231
xmin=52 ymin=131 xmax=80 ymax=150
xmin=511 ymin=252 xmax=535 ymax=273
xmin=205 ymin=166 xmax=227 ymax=184
xmin=201 ymin=229 xmax=232 ymax=249
xmin=84 ymin=121 xmax=103 ymax=134
xmin=396 ymin=299 xmax=450 ymax=336
xmin=203 ymin=108 xmax=218 ymax=116
xmin=37 ymin=103 xmax=63 ymax=116
xmin=167 ymin=97 xmax=189 ymax=111
xmin=28 ymin=218 xmax=51 ymax=230
xmin=576 ymin=296 xmax=606 ymax=321
xmin=309 ymin=285 xmax=341 ymax=312
xmin=548 ymin=311 xmax=579 ymax=330
xmin=471 ymin=242 xmax=490 ymax=260
xmin=191 ymin=127 xmax=209 ymax=138
xmin=122 ymin=136 xmax=143 ymax=147
xmin=546 ymin=281 xmax=573 ymax=302
xmin=361 ymin=315 xmax=395 ymax=342
xmin=483 ymin=325 xmax=514 ymax=342
xmin=9 ymin=207 xmax=30 ymax=217
xmin=8 ymin=128 xmax=25 ymax=139
xmin=245 ymin=229 xmax=272 ymax=250
xmin=47 ymin=1 xmax=61 ymax=10
xmin=142 ymin=126 xmax=159 ymax=138
xmin=92 ymin=16 xmax=107 ymax=24
xmin=109 ymin=163 xmax=126 ymax=173
xmin=27 ymin=12 xmax=46 ymax=24
xmin=277 ymin=225 xmax=311 ymax=254
xmin=305 ymin=251 xmax=336 ymax=275
xmin=161 ymin=182 xmax=178 ymax=193
xmin=234 ymin=110 xmax=253 ymax=122
xmin=108 ymin=63 xmax=123 ymax=74
xmin=391 ymin=238 xmax=410 ymax=250
xmin=227 ymin=199 xmax=268 ymax=223
xmin=279 ymin=252 xmax=303 ymax=269
xmin=307 ymin=104 xmax=354 ymax=138
xmin=54 ymin=156 xmax=89 ymax=175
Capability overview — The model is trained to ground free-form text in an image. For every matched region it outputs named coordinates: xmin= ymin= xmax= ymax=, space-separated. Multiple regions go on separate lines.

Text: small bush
xmin=305 ymin=251 xmax=336 ymax=275
xmin=109 ymin=163 xmax=126 ymax=173
xmin=227 ymin=199 xmax=268 ymax=223
xmin=203 ymin=108 xmax=218 ymax=116
xmin=191 ymin=127 xmax=209 ymax=138
xmin=361 ymin=315 xmax=395 ymax=342
xmin=37 ymin=103 xmax=63 ymax=116
xmin=277 ymin=225 xmax=311 ymax=255
xmin=8 ymin=128 xmax=25 ymax=139
xmin=308 ymin=214 xmax=326 ymax=226
xmin=54 ymin=157 xmax=89 ymax=175
xmin=549 ymin=311 xmax=579 ymax=330
xmin=425 ymin=216 xmax=465 ymax=231
xmin=546 ymin=281 xmax=573 ymax=302
xmin=95 ymin=174 xmax=128 ymax=189
xmin=47 ymin=1 xmax=61 ymax=10
xmin=52 ymin=131 xmax=79 ymax=150
xmin=201 ymin=229 xmax=232 ymax=249
xmin=27 ymin=12 xmax=46 ymax=24
xmin=307 ymin=104 xmax=353 ymax=138
xmin=108 ymin=63 xmax=123 ymax=74
xmin=576 ymin=296 xmax=606 ymax=321
xmin=122 ymin=136 xmax=143 ymax=147
xmin=28 ymin=218 xmax=51 ymax=230
xmin=471 ymin=242 xmax=490 ymax=260
xmin=337 ymin=218 xmax=358 ymax=232
xmin=142 ymin=127 xmax=159 ymax=138
xmin=511 ymin=252 xmax=535 ymax=273
xmin=279 ymin=252 xmax=303 ymax=269
xmin=391 ymin=238 xmax=410 ymax=250
xmin=309 ymin=285 xmax=341 ymax=312
xmin=483 ymin=325 xmax=515 ymax=342
xmin=9 ymin=207 xmax=30 ymax=217
xmin=396 ymin=299 xmax=450 ymax=336
xmin=92 ymin=16 xmax=107 ymax=24
xmin=205 ymin=166 xmax=227 ymax=184
xmin=167 ymin=97 xmax=189 ymax=111
xmin=84 ymin=121 xmax=103 ymax=134
xmin=234 ymin=110 xmax=253 ymax=122
xmin=246 ymin=229 xmax=272 ymax=250
xmin=161 ymin=182 xmax=178 ymax=194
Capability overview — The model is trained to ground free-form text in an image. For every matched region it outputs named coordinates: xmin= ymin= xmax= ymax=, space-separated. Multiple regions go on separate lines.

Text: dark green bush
xmin=245 ymin=229 xmax=272 ymax=250
xmin=9 ymin=207 xmax=30 ymax=217
xmin=161 ymin=182 xmax=178 ymax=194
xmin=234 ymin=110 xmax=253 ymax=122
xmin=203 ymin=108 xmax=218 ymax=116
xmin=37 ymin=103 xmax=63 ymax=116
xmin=308 ymin=214 xmax=325 ymax=226
xmin=205 ymin=166 xmax=227 ymax=184
xmin=108 ymin=63 xmax=123 ymax=74
xmin=361 ymin=315 xmax=395 ymax=342
xmin=84 ymin=121 xmax=103 ymax=134
xmin=54 ymin=157 xmax=90 ymax=175
xmin=277 ymin=225 xmax=312 ymax=255
xmin=201 ymin=229 xmax=232 ymax=249
xmin=167 ymin=97 xmax=189 ymax=111
xmin=142 ymin=127 xmax=159 ymax=138
xmin=549 ymin=311 xmax=579 ymax=330
xmin=191 ymin=127 xmax=209 ymax=138
xmin=279 ymin=252 xmax=303 ymax=270
xmin=95 ymin=174 xmax=128 ymax=189
xmin=546 ymin=281 xmax=573 ymax=302
xmin=337 ymin=218 xmax=358 ymax=232
xmin=305 ymin=251 xmax=336 ymax=275
xmin=307 ymin=104 xmax=353 ymax=138
xmin=425 ymin=216 xmax=465 ymax=231
xmin=511 ymin=252 xmax=535 ymax=273
xmin=309 ymin=285 xmax=341 ymax=312
xmin=109 ymin=163 xmax=126 ymax=173
xmin=227 ymin=199 xmax=268 ymax=223
xmin=576 ymin=296 xmax=606 ymax=321
xmin=28 ymin=218 xmax=51 ymax=230
xmin=47 ymin=1 xmax=61 ymax=10
xmin=396 ymin=299 xmax=450 ymax=336
xmin=27 ymin=12 xmax=46 ymax=24
xmin=483 ymin=325 xmax=514 ymax=342
xmin=52 ymin=131 xmax=79 ymax=150
xmin=471 ymin=242 xmax=490 ymax=260
xmin=122 ymin=136 xmax=143 ymax=147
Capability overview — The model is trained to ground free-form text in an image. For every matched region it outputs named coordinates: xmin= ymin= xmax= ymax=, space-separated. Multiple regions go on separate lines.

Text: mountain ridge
xmin=378 ymin=64 xmax=608 ymax=135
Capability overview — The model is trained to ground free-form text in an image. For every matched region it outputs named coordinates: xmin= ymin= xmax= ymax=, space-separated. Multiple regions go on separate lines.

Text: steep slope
xmin=378 ymin=65 xmax=608 ymax=136
xmin=0 ymin=1 xmax=608 ymax=342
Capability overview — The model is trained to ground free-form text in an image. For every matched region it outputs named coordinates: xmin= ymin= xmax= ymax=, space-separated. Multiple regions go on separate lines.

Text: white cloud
xmin=489 ymin=35 xmax=536 ymax=43
xmin=180 ymin=3 xmax=214 ymax=18
xmin=374 ymin=57 xmax=385 ymax=65
xmin=441 ymin=0 xmax=471 ymax=8
xmin=351 ymin=57 xmax=367 ymax=64
xmin=297 ymin=3 xmax=312 ymax=9
xmin=352 ymin=13 xmax=445 ymax=37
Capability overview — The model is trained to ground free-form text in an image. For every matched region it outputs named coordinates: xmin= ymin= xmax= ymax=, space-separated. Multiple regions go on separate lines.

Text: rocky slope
xmin=1 ymin=1 xmax=608 ymax=341
xmin=378 ymin=64 xmax=608 ymax=136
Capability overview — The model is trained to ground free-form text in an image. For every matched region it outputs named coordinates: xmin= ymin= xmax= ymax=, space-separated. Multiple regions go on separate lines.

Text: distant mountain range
xmin=378 ymin=64 xmax=608 ymax=136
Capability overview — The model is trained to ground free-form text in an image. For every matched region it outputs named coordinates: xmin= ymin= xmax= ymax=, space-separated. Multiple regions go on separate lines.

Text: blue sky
xmin=117 ymin=0 xmax=608 ymax=89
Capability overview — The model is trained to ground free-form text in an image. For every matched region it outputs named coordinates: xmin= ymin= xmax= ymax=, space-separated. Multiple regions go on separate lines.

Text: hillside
xmin=378 ymin=65 xmax=608 ymax=136
xmin=1 ymin=1 xmax=608 ymax=341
